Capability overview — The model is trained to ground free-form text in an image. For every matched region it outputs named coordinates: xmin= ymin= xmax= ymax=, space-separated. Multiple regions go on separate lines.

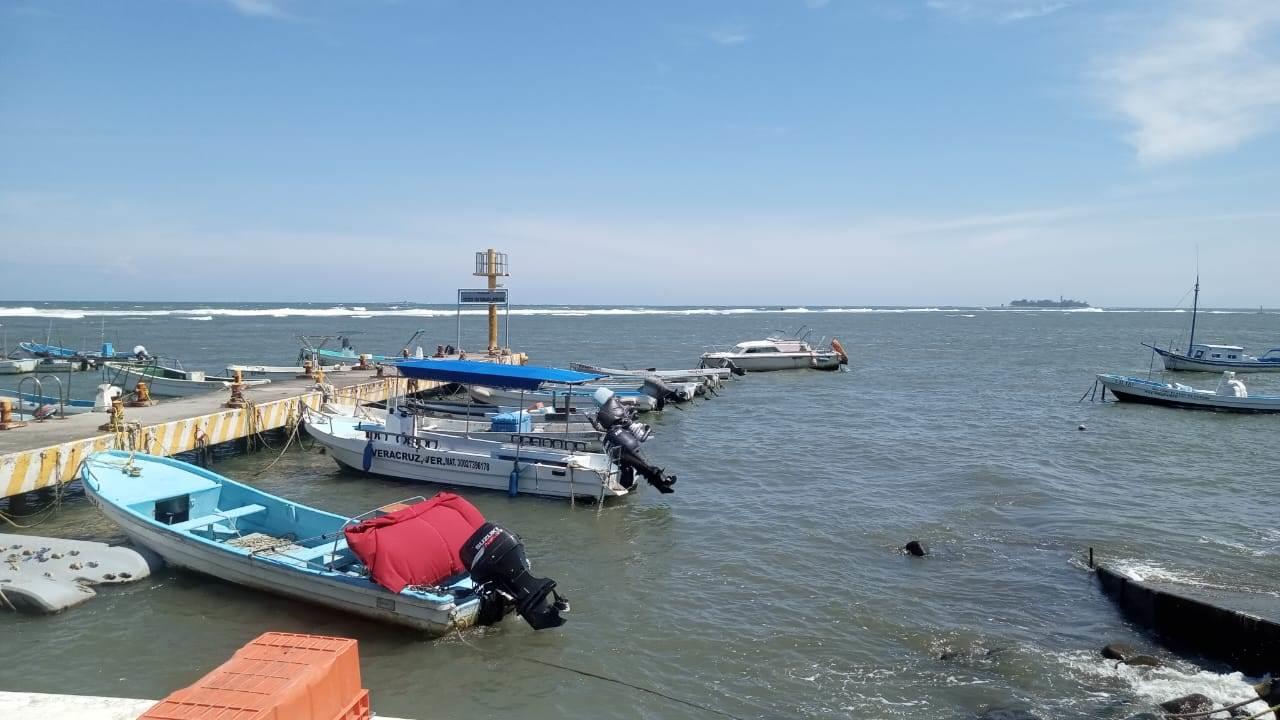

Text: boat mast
xmin=1187 ymin=274 xmax=1199 ymax=354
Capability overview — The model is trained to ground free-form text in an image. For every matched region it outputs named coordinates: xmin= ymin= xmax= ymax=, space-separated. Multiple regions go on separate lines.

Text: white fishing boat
xmin=106 ymin=362 xmax=271 ymax=397
xmin=1096 ymin=371 xmax=1280 ymax=413
xmin=226 ymin=363 xmax=357 ymax=379
xmin=468 ymin=383 xmax=662 ymax=411
xmin=305 ymin=360 xmax=677 ymax=499
xmin=1144 ymin=275 xmax=1280 ymax=373
xmin=81 ymin=450 xmax=567 ymax=634
xmin=700 ymin=328 xmax=848 ymax=372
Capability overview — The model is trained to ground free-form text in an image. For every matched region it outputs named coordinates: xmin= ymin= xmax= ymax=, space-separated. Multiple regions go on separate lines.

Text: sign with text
xmin=458 ymin=288 xmax=508 ymax=304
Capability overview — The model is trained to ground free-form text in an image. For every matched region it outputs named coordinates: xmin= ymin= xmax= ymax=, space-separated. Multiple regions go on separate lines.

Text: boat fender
xmin=508 ymin=464 xmax=521 ymax=497
xmin=471 ymin=386 xmax=493 ymax=401
xmin=832 ymin=338 xmax=849 ymax=365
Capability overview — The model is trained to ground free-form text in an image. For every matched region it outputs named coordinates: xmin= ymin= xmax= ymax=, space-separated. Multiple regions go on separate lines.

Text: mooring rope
xmin=450 ymin=627 xmax=754 ymax=720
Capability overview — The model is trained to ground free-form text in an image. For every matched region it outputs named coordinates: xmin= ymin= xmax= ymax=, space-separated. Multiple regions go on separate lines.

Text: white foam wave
xmin=1105 ymin=559 xmax=1280 ymax=596
xmin=0 ymin=304 xmax=1261 ymax=319
xmin=1057 ymin=650 xmax=1274 ymax=719
xmin=183 ymin=315 xmax=213 ymax=321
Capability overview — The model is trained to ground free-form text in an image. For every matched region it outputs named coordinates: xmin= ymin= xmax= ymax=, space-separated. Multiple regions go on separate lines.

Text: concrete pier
xmin=0 ymin=366 xmax=485 ymax=503
xmin=1097 ymin=564 xmax=1280 ymax=676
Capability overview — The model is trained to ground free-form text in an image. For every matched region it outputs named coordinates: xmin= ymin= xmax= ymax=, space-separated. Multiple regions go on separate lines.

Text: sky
xmin=2 ymin=0 xmax=1279 ymax=306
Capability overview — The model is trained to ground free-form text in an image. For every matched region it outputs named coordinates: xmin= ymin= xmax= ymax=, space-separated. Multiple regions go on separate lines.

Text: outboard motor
xmin=591 ymin=388 xmax=676 ymax=494
xmin=641 ymin=377 xmax=679 ymax=409
xmin=461 ymin=523 xmax=568 ymax=630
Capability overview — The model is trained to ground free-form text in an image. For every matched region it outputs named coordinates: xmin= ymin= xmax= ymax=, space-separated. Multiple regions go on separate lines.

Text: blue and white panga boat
xmin=81 ymin=451 xmax=567 ymax=634
xmin=1096 ymin=371 xmax=1280 ymax=413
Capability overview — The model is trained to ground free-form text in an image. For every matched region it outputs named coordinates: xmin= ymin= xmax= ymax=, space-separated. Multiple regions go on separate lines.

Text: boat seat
xmin=285 ymin=539 xmax=350 ymax=563
xmin=167 ymin=504 xmax=267 ymax=532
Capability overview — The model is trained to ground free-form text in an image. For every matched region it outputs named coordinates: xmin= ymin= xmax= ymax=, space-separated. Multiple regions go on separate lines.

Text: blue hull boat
xmin=82 ymin=451 xmax=567 ymax=634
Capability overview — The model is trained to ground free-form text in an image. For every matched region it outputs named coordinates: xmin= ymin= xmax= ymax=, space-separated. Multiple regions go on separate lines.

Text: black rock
xmin=904 ymin=540 xmax=928 ymax=557
xmin=1102 ymin=641 xmax=1141 ymax=661
xmin=1159 ymin=694 xmax=1214 ymax=715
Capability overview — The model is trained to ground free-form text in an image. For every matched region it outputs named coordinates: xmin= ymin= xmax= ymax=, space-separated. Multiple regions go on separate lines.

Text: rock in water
xmin=1120 ymin=654 xmax=1162 ymax=668
xmin=1159 ymin=694 xmax=1214 ymax=715
xmin=1102 ymin=641 xmax=1140 ymax=661
xmin=904 ymin=540 xmax=928 ymax=557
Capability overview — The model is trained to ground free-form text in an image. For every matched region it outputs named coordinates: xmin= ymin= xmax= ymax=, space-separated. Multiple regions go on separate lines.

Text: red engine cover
xmin=343 ymin=492 xmax=486 ymax=593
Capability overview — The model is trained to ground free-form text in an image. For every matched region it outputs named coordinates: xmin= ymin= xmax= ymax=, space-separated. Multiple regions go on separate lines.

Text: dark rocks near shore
xmin=1158 ymin=694 xmax=1214 ymax=715
xmin=904 ymin=539 xmax=928 ymax=557
xmin=1102 ymin=642 xmax=1141 ymax=661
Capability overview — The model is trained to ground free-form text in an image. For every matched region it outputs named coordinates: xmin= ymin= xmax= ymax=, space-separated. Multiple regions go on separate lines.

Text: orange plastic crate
xmin=140 ymin=633 xmax=369 ymax=720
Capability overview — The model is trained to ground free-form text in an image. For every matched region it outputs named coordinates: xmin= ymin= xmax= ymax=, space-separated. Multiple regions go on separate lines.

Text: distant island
xmin=1008 ymin=297 xmax=1090 ymax=309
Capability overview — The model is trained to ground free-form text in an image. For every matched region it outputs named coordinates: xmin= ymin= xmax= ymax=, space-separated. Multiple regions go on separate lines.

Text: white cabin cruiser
xmin=700 ymin=332 xmax=848 ymax=372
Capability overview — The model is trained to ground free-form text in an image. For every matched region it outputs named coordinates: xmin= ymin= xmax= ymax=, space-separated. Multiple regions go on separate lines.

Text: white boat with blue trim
xmin=1097 ymin=371 xmax=1280 ymax=413
xmin=81 ymin=450 xmax=567 ymax=634
xmin=304 ymin=360 xmax=677 ymax=499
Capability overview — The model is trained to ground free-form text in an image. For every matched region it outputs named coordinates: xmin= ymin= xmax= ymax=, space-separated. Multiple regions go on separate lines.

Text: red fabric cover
xmin=343 ymin=492 xmax=486 ymax=593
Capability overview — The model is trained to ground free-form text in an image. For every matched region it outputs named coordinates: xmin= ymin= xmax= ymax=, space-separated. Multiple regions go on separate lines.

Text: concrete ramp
xmin=0 ymin=534 xmax=152 ymax=614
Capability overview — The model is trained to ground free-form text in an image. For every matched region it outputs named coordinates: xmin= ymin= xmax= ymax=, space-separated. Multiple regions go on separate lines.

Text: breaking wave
xmin=0 ymin=305 xmax=1265 ymax=320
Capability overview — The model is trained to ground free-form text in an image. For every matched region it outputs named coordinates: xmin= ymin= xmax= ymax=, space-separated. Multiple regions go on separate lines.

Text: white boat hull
xmin=83 ymin=487 xmax=473 ymax=633
xmin=305 ymin=415 xmax=628 ymax=500
xmin=0 ymin=358 xmax=40 ymax=374
xmin=700 ymin=352 xmax=842 ymax=372
xmin=1154 ymin=350 xmax=1280 ymax=373
xmin=1097 ymin=374 xmax=1280 ymax=413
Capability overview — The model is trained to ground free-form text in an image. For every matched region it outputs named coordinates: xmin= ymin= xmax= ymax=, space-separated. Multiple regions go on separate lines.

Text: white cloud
xmin=925 ymin=0 xmax=1073 ymax=23
xmin=708 ymin=23 xmax=751 ymax=45
xmin=224 ymin=0 xmax=289 ymax=19
xmin=1098 ymin=1 xmax=1280 ymax=163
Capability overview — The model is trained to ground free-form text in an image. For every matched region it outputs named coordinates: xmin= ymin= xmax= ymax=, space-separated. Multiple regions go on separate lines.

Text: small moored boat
xmin=305 ymin=360 xmax=677 ymax=499
xmin=81 ymin=450 xmax=567 ymax=634
xmin=106 ymin=362 xmax=271 ymax=397
xmin=0 ymin=357 xmax=39 ymax=375
xmin=1096 ymin=371 xmax=1280 ymax=413
xmin=700 ymin=328 xmax=848 ymax=372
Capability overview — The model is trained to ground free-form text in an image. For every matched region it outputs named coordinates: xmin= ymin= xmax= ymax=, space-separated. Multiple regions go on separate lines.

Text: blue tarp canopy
xmin=395 ymin=359 xmax=602 ymax=390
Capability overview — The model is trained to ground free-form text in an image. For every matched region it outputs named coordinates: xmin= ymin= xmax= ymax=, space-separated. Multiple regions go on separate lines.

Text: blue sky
xmin=2 ymin=0 xmax=1279 ymax=306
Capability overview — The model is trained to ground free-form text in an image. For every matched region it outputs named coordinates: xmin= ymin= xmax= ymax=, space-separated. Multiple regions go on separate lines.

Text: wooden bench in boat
xmin=168 ymin=504 xmax=267 ymax=532
xmin=283 ymin=538 xmax=350 ymax=563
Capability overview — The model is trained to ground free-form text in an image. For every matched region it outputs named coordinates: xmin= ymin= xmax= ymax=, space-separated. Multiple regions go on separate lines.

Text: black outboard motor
xmin=591 ymin=388 xmax=676 ymax=494
xmin=641 ymin=377 xmax=681 ymax=409
xmin=461 ymin=522 xmax=568 ymax=630
xmin=605 ymin=424 xmax=676 ymax=493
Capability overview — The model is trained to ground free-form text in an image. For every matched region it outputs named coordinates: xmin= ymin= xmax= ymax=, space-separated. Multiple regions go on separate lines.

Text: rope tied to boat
xmin=449 ymin=626 xmax=753 ymax=720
